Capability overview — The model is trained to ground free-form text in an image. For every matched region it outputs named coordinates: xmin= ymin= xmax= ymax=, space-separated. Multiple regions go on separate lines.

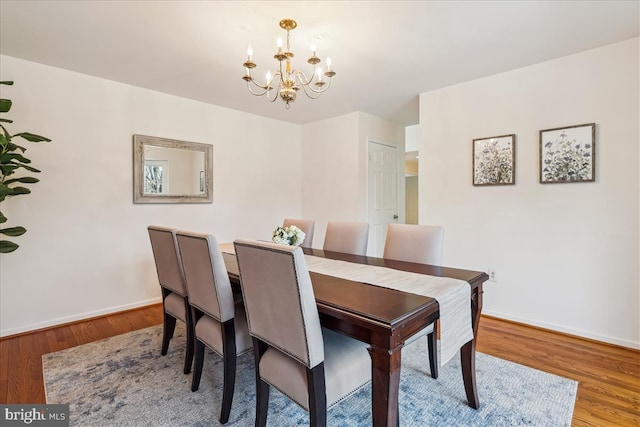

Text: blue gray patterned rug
xmin=43 ymin=324 xmax=577 ymax=426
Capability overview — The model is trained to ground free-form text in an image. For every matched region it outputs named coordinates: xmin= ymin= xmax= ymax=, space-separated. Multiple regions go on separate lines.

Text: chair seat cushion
xmin=260 ymin=328 xmax=371 ymax=410
xmin=164 ymin=292 xmax=186 ymax=322
xmin=196 ymin=301 xmax=252 ymax=355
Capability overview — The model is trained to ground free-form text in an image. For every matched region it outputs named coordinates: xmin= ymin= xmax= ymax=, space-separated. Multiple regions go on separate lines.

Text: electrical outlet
xmin=487 ymin=268 xmax=497 ymax=282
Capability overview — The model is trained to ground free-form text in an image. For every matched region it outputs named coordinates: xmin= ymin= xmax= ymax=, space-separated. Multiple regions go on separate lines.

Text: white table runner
xmin=303 ymin=255 xmax=472 ymax=365
xmin=220 ymin=243 xmax=472 ymax=365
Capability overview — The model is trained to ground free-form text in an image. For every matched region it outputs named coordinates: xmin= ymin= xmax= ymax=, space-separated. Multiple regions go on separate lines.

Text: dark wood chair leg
xmin=427 ymin=330 xmax=439 ymax=379
xmin=191 ymin=339 xmax=205 ymax=392
xmin=253 ymin=338 xmax=269 ymax=427
xmin=162 ymin=312 xmax=176 ymax=356
xmin=220 ymin=320 xmax=237 ymax=424
xmin=255 ymin=378 xmax=270 ymax=427
xmin=307 ymin=363 xmax=327 ymax=427
xmin=183 ymin=300 xmax=195 ymax=374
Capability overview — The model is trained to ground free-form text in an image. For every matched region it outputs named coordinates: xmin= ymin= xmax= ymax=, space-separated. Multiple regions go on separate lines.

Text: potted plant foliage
xmin=0 ymin=81 xmax=51 ymax=253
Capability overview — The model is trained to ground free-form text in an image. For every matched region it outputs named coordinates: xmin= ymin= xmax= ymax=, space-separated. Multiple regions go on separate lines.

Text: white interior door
xmin=368 ymin=141 xmax=398 ymax=257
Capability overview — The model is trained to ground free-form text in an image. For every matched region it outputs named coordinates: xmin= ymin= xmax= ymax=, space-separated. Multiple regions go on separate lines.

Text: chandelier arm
xmin=298 ymin=86 xmax=322 ymax=100
xmin=295 ymin=69 xmax=313 ymax=86
xmin=246 ymin=81 xmax=280 ymax=102
xmin=297 ymin=79 xmax=331 ymax=99
xmin=296 ymin=67 xmax=331 ymax=94
xmin=294 ymin=71 xmax=332 ymax=96
xmin=245 ymin=81 xmax=270 ymax=95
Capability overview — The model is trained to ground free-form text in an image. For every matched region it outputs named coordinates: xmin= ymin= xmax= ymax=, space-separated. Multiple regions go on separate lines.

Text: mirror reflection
xmin=133 ymin=135 xmax=213 ymax=204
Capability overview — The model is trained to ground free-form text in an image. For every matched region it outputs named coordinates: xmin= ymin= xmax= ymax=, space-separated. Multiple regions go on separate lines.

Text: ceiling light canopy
xmin=242 ymin=19 xmax=335 ymax=109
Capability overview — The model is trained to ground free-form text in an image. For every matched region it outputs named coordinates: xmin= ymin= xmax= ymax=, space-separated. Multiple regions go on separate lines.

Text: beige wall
xmin=420 ymin=38 xmax=639 ymax=348
xmin=301 ymin=112 xmax=404 ymax=252
xmin=0 ymin=55 xmax=302 ymax=336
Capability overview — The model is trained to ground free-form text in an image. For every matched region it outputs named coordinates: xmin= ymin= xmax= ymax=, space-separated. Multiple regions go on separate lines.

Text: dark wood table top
xmin=222 ymin=247 xmax=488 ymax=329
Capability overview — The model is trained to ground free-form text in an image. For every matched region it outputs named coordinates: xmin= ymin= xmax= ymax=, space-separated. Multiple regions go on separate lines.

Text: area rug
xmin=43 ymin=324 xmax=577 ymax=426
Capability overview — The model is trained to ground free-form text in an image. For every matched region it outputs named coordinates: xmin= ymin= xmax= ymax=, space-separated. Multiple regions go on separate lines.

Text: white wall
xmin=0 ymin=55 xmax=302 ymax=336
xmin=420 ymin=38 xmax=639 ymax=348
xmin=301 ymin=112 xmax=404 ymax=249
xmin=301 ymin=112 xmax=360 ymax=247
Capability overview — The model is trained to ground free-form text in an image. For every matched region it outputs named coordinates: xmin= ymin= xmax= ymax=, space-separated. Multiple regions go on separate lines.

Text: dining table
xmin=221 ymin=245 xmax=488 ymax=427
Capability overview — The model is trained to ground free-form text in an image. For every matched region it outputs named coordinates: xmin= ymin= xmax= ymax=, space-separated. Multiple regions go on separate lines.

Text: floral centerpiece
xmin=272 ymin=225 xmax=306 ymax=246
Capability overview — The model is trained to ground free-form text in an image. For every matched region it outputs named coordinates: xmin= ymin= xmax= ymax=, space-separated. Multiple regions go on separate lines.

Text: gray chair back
xmin=175 ymin=231 xmax=235 ymax=323
xmin=234 ymin=239 xmax=324 ymax=368
xmin=383 ymin=224 xmax=444 ymax=265
xmin=283 ymin=218 xmax=315 ymax=248
xmin=148 ymin=225 xmax=187 ymax=297
xmin=323 ymin=221 xmax=369 ymax=256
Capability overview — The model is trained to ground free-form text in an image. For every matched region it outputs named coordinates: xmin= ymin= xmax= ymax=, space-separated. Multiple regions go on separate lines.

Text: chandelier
xmin=242 ymin=19 xmax=335 ymax=109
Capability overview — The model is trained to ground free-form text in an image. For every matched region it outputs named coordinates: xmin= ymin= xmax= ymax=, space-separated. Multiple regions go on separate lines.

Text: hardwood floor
xmin=476 ymin=316 xmax=639 ymax=427
xmin=1 ymin=305 xmax=638 ymax=426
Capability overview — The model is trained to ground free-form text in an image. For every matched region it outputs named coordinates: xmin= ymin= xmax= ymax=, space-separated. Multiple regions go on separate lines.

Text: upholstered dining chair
xmin=283 ymin=218 xmax=315 ymax=248
xmin=383 ymin=223 xmax=444 ymax=378
xmin=322 ymin=221 xmax=370 ymax=256
xmin=234 ymin=239 xmax=372 ymax=427
xmin=176 ymin=231 xmax=252 ymax=424
xmin=147 ymin=225 xmax=194 ymax=375
xmin=383 ymin=223 xmax=444 ymax=265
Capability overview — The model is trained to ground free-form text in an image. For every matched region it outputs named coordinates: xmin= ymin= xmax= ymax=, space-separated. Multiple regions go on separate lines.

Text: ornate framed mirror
xmin=133 ymin=135 xmax=213 ymax=204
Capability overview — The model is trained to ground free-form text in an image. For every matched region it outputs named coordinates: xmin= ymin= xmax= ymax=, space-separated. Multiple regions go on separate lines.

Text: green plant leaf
xmin=16 ymin=163 xmax=41 ymax=173
xmin=7 ymin=142 xmax=27 ymax=153
xmin=0 ymin=240 xmax=19 ymax=253
xmin=0 ymin=211 xmax=6 ymax=223
xmin=0 ymin=99 xmax=12 ymax=114
xmin=7 ymin=186 xmax=31 ymax=196
xmin=3 ymin=162 xmax=41 ymax=173
xmin=0 ymin=184 xmax=9 ymax=200
xmin=0 ymin=124 xmax=11 ymax=140
xmin=1 ymin=152 xmax=32 ymax=164
xmin=0 ymin=164 xmax=19 ymax=176
xmin=0 ymin=226 xmax=26 ymax=236
xmin=0 ymin=186 xmax=31 ymax=200
xmin=0 ymin=81 xmax=14 ymax=86
xmin=4 ymin=176 xmax=39 ymax=185
xmin=0 ymin=118 xmax=13 ymax=123
xmin=13 ymin=132 xmax=51 ymax=143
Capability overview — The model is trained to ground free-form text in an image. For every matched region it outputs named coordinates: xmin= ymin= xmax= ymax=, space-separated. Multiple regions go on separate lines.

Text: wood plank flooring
xmin=0 ymin=305 xmax=638 ymax=426
xmin=476 ymin=316 xmax=639 ymax=427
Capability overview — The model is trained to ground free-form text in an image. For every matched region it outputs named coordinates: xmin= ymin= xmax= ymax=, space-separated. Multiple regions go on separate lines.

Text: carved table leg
xmin=368 ymin=344 xmax=402 ymax=427
xmin=461 ymin=283 xmax=484 ymax=409
xmin=460 ymin=339 xmax=479 ymax=408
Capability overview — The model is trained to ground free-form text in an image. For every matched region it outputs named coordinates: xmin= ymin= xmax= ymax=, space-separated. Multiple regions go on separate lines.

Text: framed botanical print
xmin=472 ymin=134 xmax=515 ymax=186
xmin=539 ymin=123 xmax=595 ymax=183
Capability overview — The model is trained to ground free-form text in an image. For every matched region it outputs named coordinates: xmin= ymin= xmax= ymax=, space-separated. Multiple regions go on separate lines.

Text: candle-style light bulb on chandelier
xmin=242 ymin=18 xmax=335 ymax=109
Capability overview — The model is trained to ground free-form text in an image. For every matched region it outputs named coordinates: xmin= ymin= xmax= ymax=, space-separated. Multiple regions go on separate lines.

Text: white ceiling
xmin=1 ymin=1 xmax=638 ymax=126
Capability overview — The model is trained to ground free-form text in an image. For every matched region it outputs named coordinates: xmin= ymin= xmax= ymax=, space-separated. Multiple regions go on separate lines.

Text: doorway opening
xmin=405 ymin=151 xmax=418 ymax=224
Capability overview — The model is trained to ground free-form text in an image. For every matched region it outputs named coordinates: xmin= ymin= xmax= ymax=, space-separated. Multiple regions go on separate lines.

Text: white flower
xmin=272 ymin=225 xmax=306 ymax=246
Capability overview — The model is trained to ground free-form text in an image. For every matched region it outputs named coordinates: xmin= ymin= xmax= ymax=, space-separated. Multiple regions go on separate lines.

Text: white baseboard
xmin=0 ymin=297 xmax=162 ymax=338
xmin=482 ymin=309 xmax=640 ymax=350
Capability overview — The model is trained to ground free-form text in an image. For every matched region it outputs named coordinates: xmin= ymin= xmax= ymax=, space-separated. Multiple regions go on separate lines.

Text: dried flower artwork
xmin=540 ymin=123 xmax=595 ymax=183
xmin=473 ymin=134 xmax=515 ymax=186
